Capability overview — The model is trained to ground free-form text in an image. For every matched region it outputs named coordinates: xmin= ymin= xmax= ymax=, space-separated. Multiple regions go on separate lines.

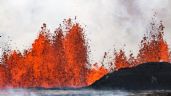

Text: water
xmin=0 ymin=89 xmax=171 ymax=96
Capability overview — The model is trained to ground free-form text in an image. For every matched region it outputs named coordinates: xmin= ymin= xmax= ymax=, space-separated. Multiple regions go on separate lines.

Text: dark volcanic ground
xmin=89 ymin=62 xmax=171 ymax=90
xmin=1 ymin=62 xmax=171 ymax=96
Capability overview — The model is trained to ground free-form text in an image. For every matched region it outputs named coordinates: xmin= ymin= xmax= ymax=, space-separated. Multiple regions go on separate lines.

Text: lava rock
xmin=89 ymin=62 xmax=171 ymax=90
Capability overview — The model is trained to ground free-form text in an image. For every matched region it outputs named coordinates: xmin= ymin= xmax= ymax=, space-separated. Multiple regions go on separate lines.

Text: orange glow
xmin=136 ymin=22 xmax=169 ymax=64
xmin=0 ymin=19 xmax=107 ymax=88
xmin=114 ymin=50 xmax=129 ymax=70
xmin=86 ymin=64 xmax=108 ymax=85
xmin=0 ymin=64 xmax=7 ymax=88
xmin=0 ymin=19 xmax=170 ymax=88
xmin=64 ymin=20 xmax=88 ymax=87
xmin=114 ymin=21 xmax=170 ymax=70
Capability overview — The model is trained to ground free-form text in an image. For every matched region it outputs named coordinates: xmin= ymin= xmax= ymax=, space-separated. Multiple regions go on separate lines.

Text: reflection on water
xmin=0 ymin=89 xmax=171 ymax=96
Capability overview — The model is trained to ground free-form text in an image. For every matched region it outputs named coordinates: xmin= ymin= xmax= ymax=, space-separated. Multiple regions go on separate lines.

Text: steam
xmin=0 ymin=0 xmax=170 ymax=64
xmin=0 ymin=89 xmax=37 ymax=96
xmin=0 ymin=89 xmax=131 ymax=96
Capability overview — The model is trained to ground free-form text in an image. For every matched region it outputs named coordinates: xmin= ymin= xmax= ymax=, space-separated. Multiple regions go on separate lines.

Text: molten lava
xmin=0 ymin=19 xmax=108 ymax=88
xmin=86 ymin=65 xmax=108 ymax=85
xmin=113 ymin=21 xmax=170 ymax=70
xmin=0 ymin=19 xmax=170 ymax=88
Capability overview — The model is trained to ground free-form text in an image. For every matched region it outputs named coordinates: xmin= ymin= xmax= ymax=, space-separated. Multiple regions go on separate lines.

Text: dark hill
xmin=89 ymin=62 xmax=171 ymax=90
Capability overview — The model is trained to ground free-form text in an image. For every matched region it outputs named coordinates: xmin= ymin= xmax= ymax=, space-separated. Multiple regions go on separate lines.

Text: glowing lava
xmin=113 ymin=21 xmax=170 ymax=70
xmin=0 ymin=19 xmax=108 ymax=88
xmin=0 ymin=19 xmax=170 ymax=88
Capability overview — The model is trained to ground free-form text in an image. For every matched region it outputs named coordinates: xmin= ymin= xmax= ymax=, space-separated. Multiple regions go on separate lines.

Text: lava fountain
xmin=0 ymin=18 xmax=170 ymax=89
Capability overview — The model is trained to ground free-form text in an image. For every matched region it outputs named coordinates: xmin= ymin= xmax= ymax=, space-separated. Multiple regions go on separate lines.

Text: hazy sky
xmin=0 ymin=0 xmax=171 ymax=64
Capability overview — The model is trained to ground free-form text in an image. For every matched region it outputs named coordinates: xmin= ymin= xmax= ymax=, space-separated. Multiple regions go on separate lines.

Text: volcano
xmin=89 ymin=62 xmax=171 ymax=90
xmin=0 ymin=18 xmax=170 ymax=89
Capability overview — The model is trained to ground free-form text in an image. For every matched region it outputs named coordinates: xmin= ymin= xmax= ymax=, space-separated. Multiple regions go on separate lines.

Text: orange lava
xmin=0 ymin=19 xmax=170 ymax=88
xmin=113 ymin=21 xmax=170 ymax=70
xmin=86 ymin=65 xmax=108 ymax=85
xmin=0 ymin=19 xmax=107 ymax=88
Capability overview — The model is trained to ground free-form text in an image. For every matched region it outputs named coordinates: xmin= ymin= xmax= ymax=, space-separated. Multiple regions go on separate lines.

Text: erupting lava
xmin=114 ymin=21 xmax=170 ymax=70
xmin=0 ymin=19 xmax=108 ymax=88
xmin=0 ymin=18 xmax=170 ymax=88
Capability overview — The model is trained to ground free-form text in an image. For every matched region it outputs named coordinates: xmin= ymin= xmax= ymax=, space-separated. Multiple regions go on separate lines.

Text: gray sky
xmin=0 ymin=0 xmax=171 ymax=64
